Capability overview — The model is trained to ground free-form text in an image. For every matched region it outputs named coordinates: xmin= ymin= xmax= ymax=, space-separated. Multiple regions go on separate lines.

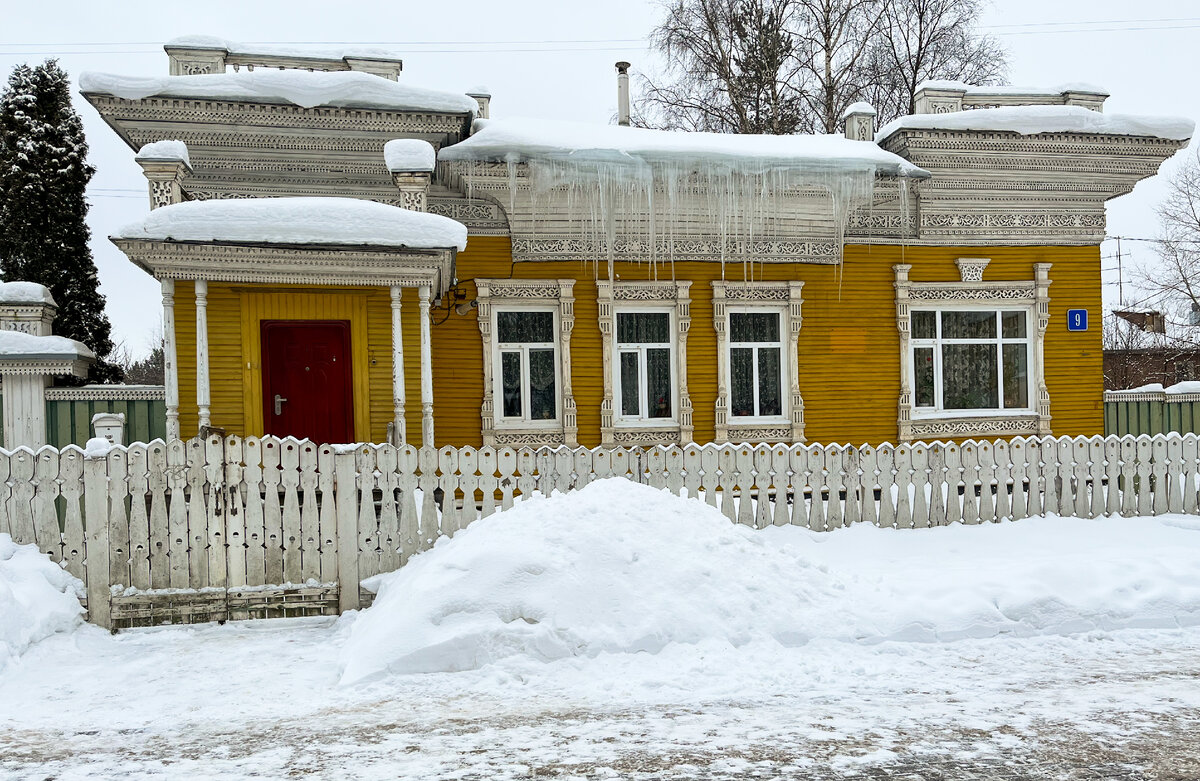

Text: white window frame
xmin=494 ymin=306 xmax=561 ymax=427
xmin=613 ymin=307 xmax=677 ymax=426
xmin=909 ymin=305 xmax=1035 ymax=419
xmin=726 ymin=306 xmax=789 ymax=423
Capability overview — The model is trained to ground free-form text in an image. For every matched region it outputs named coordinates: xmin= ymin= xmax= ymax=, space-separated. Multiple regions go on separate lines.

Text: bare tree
xmin=1148 ymin=149 xmax=1200 ymax=330
xmin=638 ymin=0 xmax=1006 ymax=134
xmin=860 ymin=0 xmax=1007 ymax=123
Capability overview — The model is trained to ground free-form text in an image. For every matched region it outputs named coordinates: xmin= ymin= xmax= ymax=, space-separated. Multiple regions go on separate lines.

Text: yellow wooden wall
xmin=172 ymin=237 xmax=1103 ymax=446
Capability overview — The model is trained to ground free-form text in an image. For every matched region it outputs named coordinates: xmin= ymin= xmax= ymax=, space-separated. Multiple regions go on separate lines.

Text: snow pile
xmin=83 ymin=437 xmax=114 ymax=458
xmin=0 ymin=534 xmax=84 ymax=674
xmin=1167 ymin=381 xmax=1200 ymax=395
xmin=842 ymin=101 xmax=877 ymax=118
xmin=340 ymin=480 xmax=1200 ymax=682
xmin=0 ymin=330 xmax=94 ymax=359
xmin=114 ymin=197 xmax=468 ymax=251
xmin=0 ymin=281 xmax=55 ymax=305
xmin=135 ymin=139 xmax=190 ymax=166
xmin=165 ymin=34 xmax=403 ymax=63
xmin=80 ymin=70 xmax=478 ymax=115
xmin=384 ymin=138 xmax=436 ymax=173
xmin=878 ymin=105 xmax=1194 ymax=141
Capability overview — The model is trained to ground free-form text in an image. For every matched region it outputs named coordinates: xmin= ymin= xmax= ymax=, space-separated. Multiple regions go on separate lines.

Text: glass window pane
xmin=942 ymin=343 xmax=998 ymax=409
xmin=912 ymin=311 xmax=936 ymax=340
xmin=501 ymin=351 xmax=522 ymax=418
xmin=730 ymin=347 xmax=755 ymax=417
xmin=730 ymin=311 xmax=780 ymax=343
xmin=647 ymin=348 xmax=672 ymax=419
xmin=498 ymin=311 xmax=554 ymax=343
xmin=528 ymin=349 xmax=556 ymax=420
xmin=619 ymin=351 xmax=639 ymax=417
xmin=758 ymin=348 xmax=782 ymax=417
xmin=914 ymin=347 xmax=935 ymax=407
xmin=617 ymin=312 xmax=670 ymax=344
xmin=941 ymin=310 xmax=997 ymax=339
xmin=1002 ymin=311 xmax=1027 ymax=339
xmin=1003 ymin=344 xmax=1029 ymax=409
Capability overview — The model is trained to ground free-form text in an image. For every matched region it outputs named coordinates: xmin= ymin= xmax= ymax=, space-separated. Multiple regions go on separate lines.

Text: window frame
xmin=492 ymin=305 xmax=562 ymax=428
xmin=726 ymin=306 xmax=788 ymax=423
xmin=612 ymin=306 xmax=677 ymax=426
xmin=908 ymin=305 xmax=1035 ymax=419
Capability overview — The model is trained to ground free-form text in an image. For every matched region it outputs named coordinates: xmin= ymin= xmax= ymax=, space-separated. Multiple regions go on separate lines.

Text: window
xmin=615 ymin=311 xmax=674 ymax=422
xmin=728 ymin=310 xmax=785 ymax=419
xmin=910 ymin=308 xmax=1032 ymax=415
xmin=496 ymin=309 xmax=558 ymax=423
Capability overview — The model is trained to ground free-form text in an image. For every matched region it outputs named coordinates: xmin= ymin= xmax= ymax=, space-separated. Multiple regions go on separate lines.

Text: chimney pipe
xmin=616 ymin=61 xmax=631 ymax=126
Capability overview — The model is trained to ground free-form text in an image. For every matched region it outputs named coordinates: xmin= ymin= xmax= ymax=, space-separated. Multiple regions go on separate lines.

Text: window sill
xmin=909 ymin=414 xmax=1042 ymax=440
xmin=912 ymin=408 xmax=1035 ymax=420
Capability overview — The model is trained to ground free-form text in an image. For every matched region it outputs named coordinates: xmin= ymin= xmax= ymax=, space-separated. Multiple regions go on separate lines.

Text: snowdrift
xmin=339 ymin=480 xmax=1200 ymax=682
xmin=0 ymin=534 xmax=84 ymax=673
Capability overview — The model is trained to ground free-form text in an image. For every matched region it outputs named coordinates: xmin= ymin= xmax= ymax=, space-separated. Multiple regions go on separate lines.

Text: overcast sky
xmin=2 ymin=0 xmax=1196 ymax=357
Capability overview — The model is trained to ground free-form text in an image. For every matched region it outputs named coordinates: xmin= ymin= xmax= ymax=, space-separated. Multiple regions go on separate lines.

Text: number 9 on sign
xmin=1066 ymin=309 xmax=1088 ymax=332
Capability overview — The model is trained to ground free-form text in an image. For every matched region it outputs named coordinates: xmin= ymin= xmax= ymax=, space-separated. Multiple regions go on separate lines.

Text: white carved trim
xmin=476 ymin=278 xmax=577 ymax=448
xmin=390 ymin=286 xmax=406 ymax=445
xmin=194 ymin=279 xmax=211 ymax=431
xmin=45 ymin=385 xmax=165 ymax=401
xmin=418 ymin=285 xmax=434 ymax=447
xmin=711 ymin=280 xmax=805 ymax=444
xmin=894 ymin=263 xmax=1053 ymax=442
xmin=955 ymin=257 xmax=990 ymax=282
xmin=161 ymin=279 xmax=180 ymax=440
xmin=597 ymin=281 xmax=693 ymax=447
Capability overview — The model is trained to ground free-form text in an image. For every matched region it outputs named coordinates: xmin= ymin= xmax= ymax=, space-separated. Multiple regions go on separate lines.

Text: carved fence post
xmin=334 ymin=448 xmax=360 ymax=613
xmin=84 ymin=452 xmax=112 ymax=630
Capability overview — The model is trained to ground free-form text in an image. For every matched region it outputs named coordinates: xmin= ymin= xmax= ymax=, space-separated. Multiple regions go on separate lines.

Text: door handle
xmin=274 ymin=394 xmax=287 ymax=415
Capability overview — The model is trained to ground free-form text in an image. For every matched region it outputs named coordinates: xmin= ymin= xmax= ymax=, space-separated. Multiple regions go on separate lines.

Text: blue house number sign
xmin=1066 ymin=309 xmax=1088 ymax=331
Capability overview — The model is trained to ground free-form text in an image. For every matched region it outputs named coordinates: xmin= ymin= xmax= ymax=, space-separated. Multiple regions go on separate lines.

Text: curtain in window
xmin=646 ymin=347 xmax=672 ymax=418
xmin=757 ymin=348 xmax=782 ymax=416
xmin=528 ymin=348 xmax=556 ymax=420
xmin=617 ymin=312 xmax=669 ymax=343
xmin=619 ymin=352 xmax=639 ymax=416
xmin=498 ymin=311 xmax=554 ymax=343
xmin=942 ymin=343 xmax=998 ymax=409
xmin=501 ymin=352 xmax=522 ymax=417
xmin=730 ymin=347 xmax=755 ymax=417
xmin=730 ymin=312 xmax=779 ymax=342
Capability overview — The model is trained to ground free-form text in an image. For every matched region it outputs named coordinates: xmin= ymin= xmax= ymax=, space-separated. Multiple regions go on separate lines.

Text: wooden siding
xmin=173 ymin=237 xmax=1103 ymax=446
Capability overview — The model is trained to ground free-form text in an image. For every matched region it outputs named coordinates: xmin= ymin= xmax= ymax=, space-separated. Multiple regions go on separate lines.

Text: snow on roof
xmin=917 ymin=79 xmax=1110 ymax=96
xmin=0 ymin=281 xmax=55 ymax=306
xmin=384 ymin=139 xmax=436 ymax=173
xmin=79 ymin=70 xmax=478 ymax=114
xmin=135 ymin=139 xmax=190 ymax=166
xmin=0 ymin=331 xmax=94 ymax=360
xmin=877 ymin=105 xmax=1195 ymax=142
xmin=1167 ymin=381 xmax=1200 ymax=395
xmin=440 ymin=117 xmax=928 ymax=178
xmin=164 ymin=34 xmax=403 ymax=63
xmin=113 ymin=197 xmax=468 ymax=251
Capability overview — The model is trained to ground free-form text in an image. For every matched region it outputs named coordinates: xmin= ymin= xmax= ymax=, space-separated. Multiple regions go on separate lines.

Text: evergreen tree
xmin=0 ymin=59 xmax=121 ymax=382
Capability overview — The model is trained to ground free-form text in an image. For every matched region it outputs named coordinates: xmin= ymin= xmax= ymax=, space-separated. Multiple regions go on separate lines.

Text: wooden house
xmin=81 ymin=40 xmax=1194 ymax=447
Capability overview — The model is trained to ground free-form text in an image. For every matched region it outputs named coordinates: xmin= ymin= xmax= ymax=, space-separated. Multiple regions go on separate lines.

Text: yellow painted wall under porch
xmin=171 ymin=235 xmax=1103 ymax=447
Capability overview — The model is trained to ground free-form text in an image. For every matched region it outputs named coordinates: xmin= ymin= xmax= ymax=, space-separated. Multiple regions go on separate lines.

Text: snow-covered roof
xmin=0 ymin=282 xmax=55 ymax=306
xmin=135 ymin=140 xmax=190 ymax=167
xmin=384 ymin=139 xmax=436 ymax=173
xmin=165 ymin=34 xmax=404 ymax=63
xmin=877 ymin=105 xmax=1195 ymax=142
xmin=917 ymin=79 xmax=1110 ymax=96
xmin=440 ymin=117 xmax=929 ymax=179
xmin=842 ymin=101 xmax=877 ymax=118
xmin=0 ymin=331 xmax=94 ymax=360
xmin=113 ymin=197 xmax=468 ymax=251
xmin=79 ymin=70 xmax=478 ymax=115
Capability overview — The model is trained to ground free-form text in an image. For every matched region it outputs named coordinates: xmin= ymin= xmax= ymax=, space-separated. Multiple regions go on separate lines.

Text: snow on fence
xmin=2 ymin=433 xmax=1198 ymax=630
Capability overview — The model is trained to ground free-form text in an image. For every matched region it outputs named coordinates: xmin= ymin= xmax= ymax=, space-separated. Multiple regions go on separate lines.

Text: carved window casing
xmin=712 ymin=281 xmax=805 ymax=444
xmin=597 ymin=281 xmax=693 ymax=447
xmin=476 ymin=279 xmax=577 ymax=448
xmin=895 ymin=261 xmax=1052 ymax=441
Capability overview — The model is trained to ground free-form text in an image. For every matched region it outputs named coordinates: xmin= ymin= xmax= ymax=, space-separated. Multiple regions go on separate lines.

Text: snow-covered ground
xmin=3 ymin=483 xmax=1200 ymax=779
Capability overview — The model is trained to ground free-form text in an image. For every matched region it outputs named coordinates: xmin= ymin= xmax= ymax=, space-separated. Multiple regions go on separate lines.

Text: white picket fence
xmin=2 ymin=433 xmax=1198 ymax=629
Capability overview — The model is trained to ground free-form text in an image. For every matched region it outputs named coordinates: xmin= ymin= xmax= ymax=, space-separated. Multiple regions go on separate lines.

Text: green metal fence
xmin=1104 ymin=388 xmax=1200 ymax=437
xmin=0 ymin=385 xmax=167 ymax=449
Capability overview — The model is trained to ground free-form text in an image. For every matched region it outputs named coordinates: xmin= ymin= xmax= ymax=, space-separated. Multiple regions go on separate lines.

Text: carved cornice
xmin=511 ymin=238 xmax=842 ymax=264
xmin=45 ymin=385 xmax=165 ymax=401
xmin=911 ymin=417 xmax=1041 ymax=439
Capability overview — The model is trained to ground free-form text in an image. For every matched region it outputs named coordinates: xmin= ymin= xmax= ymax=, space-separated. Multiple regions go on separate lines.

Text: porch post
xmin=390 ymin=286 xmax=406 ymax=445
xmin=194 ymin=279 xmax=211 ymax=431
xmin=161 ymin=279 xmax=180 ymax=440
xmin=418 ymin=284 xmax=434 ymax=446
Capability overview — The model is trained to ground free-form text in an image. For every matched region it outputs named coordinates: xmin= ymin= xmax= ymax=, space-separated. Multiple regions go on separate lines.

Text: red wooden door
xmin=261 ymin=320 xmax=355 ymax=444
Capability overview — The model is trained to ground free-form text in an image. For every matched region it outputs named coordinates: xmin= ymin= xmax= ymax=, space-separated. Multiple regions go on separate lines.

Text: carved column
xmin=161 ymin=279 xmax=180 ymax=440
xmin=390 ymin=286 xmax=406 ymax=445
xmin=597 ymin=282 xmax=616 ymax=446
xmin=787 ymin=281 xmax=806 ymax=443
xmin=392 ymin=172 xmax=432 ymax=212
xmin=1034 ymin=263 xmax=1053 ymax=435
xmin=194 ymin=279 xmax=211 ymax=431
xmin=675 ymin=282 xmax=694 ymax=444
xmin=418 ymin=284 xmax=434 ymax=447
xmin=386 ymin=139 xmax=435 ymax=212
xmin=558 ymin=280 xmax=578 ymax=447
xmin=135 ymin=157 xmax=191 ymax=210
xmin=894 ymin=264 xmax=914 ymax=443
xmin=475 ymin=281 xmax=495 ymax=445
xmin=711 ymin=282 xmax=729 ymax=443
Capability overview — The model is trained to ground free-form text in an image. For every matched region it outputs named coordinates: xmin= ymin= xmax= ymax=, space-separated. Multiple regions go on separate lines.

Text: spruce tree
xmin=0 ymin=60 xmax=121 ymax=382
